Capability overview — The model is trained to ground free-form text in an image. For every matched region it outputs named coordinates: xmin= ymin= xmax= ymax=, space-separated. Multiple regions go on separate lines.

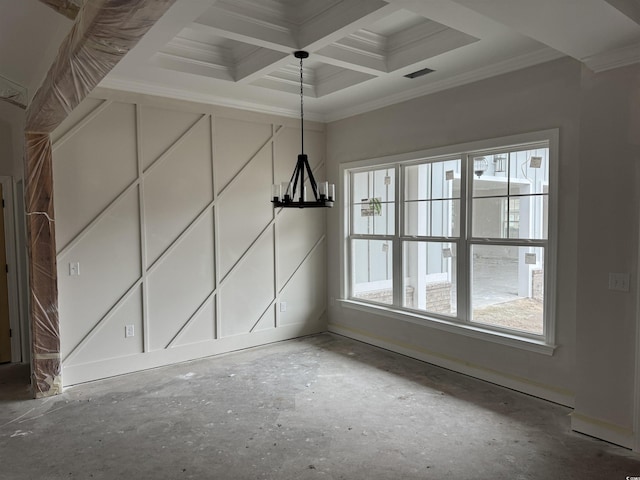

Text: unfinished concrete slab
xmin=1 ymin=333 xmax=638 ymax=479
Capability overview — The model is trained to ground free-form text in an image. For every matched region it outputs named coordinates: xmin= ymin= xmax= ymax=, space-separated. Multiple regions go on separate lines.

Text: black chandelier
xmin=271 ymin=51 xmax=334 ymax=208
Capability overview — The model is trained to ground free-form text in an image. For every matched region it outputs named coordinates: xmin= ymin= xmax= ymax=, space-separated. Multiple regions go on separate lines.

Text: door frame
xmin=0 ymin=176 xmax=22 ymax=363
xmin=635 ymin=262 xmax=640 ymax=452
xmin=635 ymin=205 xmax=640 ymax=452
xmin=636 ymin=301 xmax=640 ymax=452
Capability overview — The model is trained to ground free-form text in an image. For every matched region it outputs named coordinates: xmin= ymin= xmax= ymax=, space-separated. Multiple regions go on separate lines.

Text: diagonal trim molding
xmin=58 ymin=98 xmax=327 ymax=366
xmin=55 ymin=111 xmax=207 ymax=257
xmin=0 ymin=74 xmax=28 ymax=109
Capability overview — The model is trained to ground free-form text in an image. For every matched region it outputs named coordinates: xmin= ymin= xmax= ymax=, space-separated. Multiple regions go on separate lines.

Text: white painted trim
xmin=13 ymin=180 xmax=29 ymax=365
xmin=636 ymin=313 xmax=640 ymax=452
xmin=99 ymin=76 xmax=310 ymax=121
xmin=571 ymin=412 xmax=634 ymax=449
xmin=339 ymin=129 xmax=560 ymax=171
xmin=339 ymin=129 xmax=560 ymax=350
xmin=271 ymin=124 xmax=280 ymax=329
xmin=338 ymin=163 xmax=348 ymax=300
xmin=545 ymin=129 xmax=560 ymax=346
xmin=167 ymin=292 xmax=216 ymax=348
xmin=0 ymin=177 xmax=22 ymax=362
xmin=51 ymin=100 xmax=112 ymax=152
xmin=56 ymin=113 xmax=207 ymax=257
xmin=0 ymin=75 xmax=27 ymax=109
xmin=583 ymin=41 xmax=640 ymax=73
xmin=337 ymin=300 xmax=556 ymax=355
xmin=328 ymin=323 xmax=573 ymax=407
xmin=135 ymin=104 xmax=150 ymax=354
xmin=62 ymin=320 xmax=326 ymax=386
xmin=98 ymin=49 xmax=565 ymax=124
xmin=634 ymin=187 xmax=640 ymax=452
xmin=325 ymin=48 xmax=566 ymax=122
xmin=211 ymin=114 xmax=221 ymax=340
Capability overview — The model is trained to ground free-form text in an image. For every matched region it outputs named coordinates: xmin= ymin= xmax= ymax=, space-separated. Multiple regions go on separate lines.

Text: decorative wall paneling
xmin=52 ymin=94 xmax=327 ymax=385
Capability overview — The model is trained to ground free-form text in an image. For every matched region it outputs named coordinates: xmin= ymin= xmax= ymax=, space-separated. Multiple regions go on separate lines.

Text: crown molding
xmin=582 ymin=41 xmax=640 ymax=73
xmin=100 ymin=47 xmax=565 ymax=125
xmin=98 ymin=76 xmax=322 ymax=121
xmin=325 ymin=47 xmax=566 ymax=122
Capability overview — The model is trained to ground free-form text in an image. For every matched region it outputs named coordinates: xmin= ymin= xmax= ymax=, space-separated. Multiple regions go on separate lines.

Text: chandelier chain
xmin=299 ymin=54 xmax=304 ymax=156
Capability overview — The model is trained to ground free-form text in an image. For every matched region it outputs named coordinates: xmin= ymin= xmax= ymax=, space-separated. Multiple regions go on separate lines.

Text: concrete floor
xmin=1 ymin=333 xmax=639 ymax=479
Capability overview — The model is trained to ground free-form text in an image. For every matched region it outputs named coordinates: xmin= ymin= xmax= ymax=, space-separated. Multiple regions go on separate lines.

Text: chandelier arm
xmin=286 ymin=161 xmax=298 ymax=197
xmin=303 ymin=155 xmax=319 ymax=200
xmin=290 ymin=157 xmax=302 ymax=201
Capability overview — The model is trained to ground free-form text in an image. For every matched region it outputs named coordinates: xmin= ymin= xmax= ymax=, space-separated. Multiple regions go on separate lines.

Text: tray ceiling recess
xmin=151 ymin=3 xmax=477 ymax=99
xmin=100 ymin=0 xmax=640 ymax=121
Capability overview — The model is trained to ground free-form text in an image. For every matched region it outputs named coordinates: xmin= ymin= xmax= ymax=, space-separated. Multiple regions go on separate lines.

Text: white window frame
xmin=339 ymin=129 xmax=559 ymax=354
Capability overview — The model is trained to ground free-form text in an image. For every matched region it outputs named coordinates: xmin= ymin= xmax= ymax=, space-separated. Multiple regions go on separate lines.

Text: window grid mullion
xmin=393 ymin=165 xmax=403 ymax=308
xmin=459 ymin=153 xmax=470 ymax=323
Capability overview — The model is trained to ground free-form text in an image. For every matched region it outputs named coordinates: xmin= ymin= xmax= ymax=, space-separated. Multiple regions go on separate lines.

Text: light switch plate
xmin=69 ymin=262 xmax=80 ymax=276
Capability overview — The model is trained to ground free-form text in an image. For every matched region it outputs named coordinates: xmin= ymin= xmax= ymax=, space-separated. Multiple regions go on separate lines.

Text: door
xmin=0 ymin=184 xmax=11 ymax=363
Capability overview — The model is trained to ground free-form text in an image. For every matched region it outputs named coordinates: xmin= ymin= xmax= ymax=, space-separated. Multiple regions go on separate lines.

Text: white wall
xmin=573 ymin=63 xmax=640 ymax=448
xmin=326 ymin=58 xmax=581 ymax=408
xmin=327 ymin=56 xmax=640 ymax=448
xmin=51 ymin=90 xmax=327 ymax=385
xmin=0 ymin=100 xmax=24 ymax=179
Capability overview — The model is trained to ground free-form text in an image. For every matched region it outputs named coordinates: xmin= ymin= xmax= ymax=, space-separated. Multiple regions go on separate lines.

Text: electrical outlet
xmin=69 ymin=262 xmax=80 ymax=276
xmin=280 ymin=302 xmax=287 ymax=312
xmin=608 ymin=273 xmax=630 ymax=292
xmin=125 ymin=325 xmax=135 ymax=338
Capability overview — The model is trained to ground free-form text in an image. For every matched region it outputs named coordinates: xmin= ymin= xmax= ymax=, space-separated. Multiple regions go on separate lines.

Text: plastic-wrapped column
xmin=24 ymin=0 xmax=176 ymax=397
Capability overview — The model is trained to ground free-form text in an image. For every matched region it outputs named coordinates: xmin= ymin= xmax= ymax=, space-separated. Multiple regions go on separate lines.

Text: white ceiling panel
xmin=3 ymin=0 xmax=639 ymax=120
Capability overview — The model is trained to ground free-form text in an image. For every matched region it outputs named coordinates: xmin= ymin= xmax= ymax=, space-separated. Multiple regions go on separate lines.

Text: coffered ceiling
xmin=2 ymin=0 xmax=640 ymax=121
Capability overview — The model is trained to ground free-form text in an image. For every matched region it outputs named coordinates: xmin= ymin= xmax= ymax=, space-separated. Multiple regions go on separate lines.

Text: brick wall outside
xmin=426 ymin=281 xmax=453 ymax=314
xmin=532 ymin=269 xmax=544 ymax=301
xmin=356 ymin=286 xmax=414 ymax=305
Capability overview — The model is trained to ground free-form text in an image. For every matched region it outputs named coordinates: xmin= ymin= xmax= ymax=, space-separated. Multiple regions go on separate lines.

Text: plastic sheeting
xmin=27 ymin=0 xmax=176 ymax=134
xmin=25 ymin=133 xmax=61 ymax=397
xmin=24 ymin=0 xmax=176 ymax=397
xmin=39 ymin=0 xmax=81 ymax=20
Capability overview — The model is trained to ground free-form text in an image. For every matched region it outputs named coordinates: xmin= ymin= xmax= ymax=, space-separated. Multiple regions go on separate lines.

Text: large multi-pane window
xmin=345 ymin=132 xmax=555 ymax=343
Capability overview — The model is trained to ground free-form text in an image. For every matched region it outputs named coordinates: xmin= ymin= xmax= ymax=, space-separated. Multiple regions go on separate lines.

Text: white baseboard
xmin=62 ymin=320 xmax=325 ymax=386
xmin=329 ymin=322 xmax=574 ymax=407
xmin=571 ymin=412 xmax=634 ymax=449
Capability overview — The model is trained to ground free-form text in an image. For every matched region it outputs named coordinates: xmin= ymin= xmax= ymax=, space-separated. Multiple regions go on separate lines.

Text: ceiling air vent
xmin=404 ymin=67 xmax=435 ymax=79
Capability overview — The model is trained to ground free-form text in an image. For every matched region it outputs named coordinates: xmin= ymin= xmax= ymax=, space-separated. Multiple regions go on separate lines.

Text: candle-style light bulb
xmin=271 ymin=184 xmax=281 ymax=202
xmin=319 ymin=181 xmax=328 ymax=200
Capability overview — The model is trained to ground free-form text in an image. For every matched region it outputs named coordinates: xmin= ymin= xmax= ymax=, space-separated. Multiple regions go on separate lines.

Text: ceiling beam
xmin=27 ymin=0 xmax=177 ymax=133
xmin=604 ymin=0 xmax=640 ymax=26
xmin=449 ymin=0 xmax=640 ymax=62
xmin=38 ymin=0 xmax=81 ymax=21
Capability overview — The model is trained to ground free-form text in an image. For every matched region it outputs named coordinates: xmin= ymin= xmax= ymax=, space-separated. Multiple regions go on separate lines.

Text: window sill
xmin=337 ymin=299 xmax=557 ymax=356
